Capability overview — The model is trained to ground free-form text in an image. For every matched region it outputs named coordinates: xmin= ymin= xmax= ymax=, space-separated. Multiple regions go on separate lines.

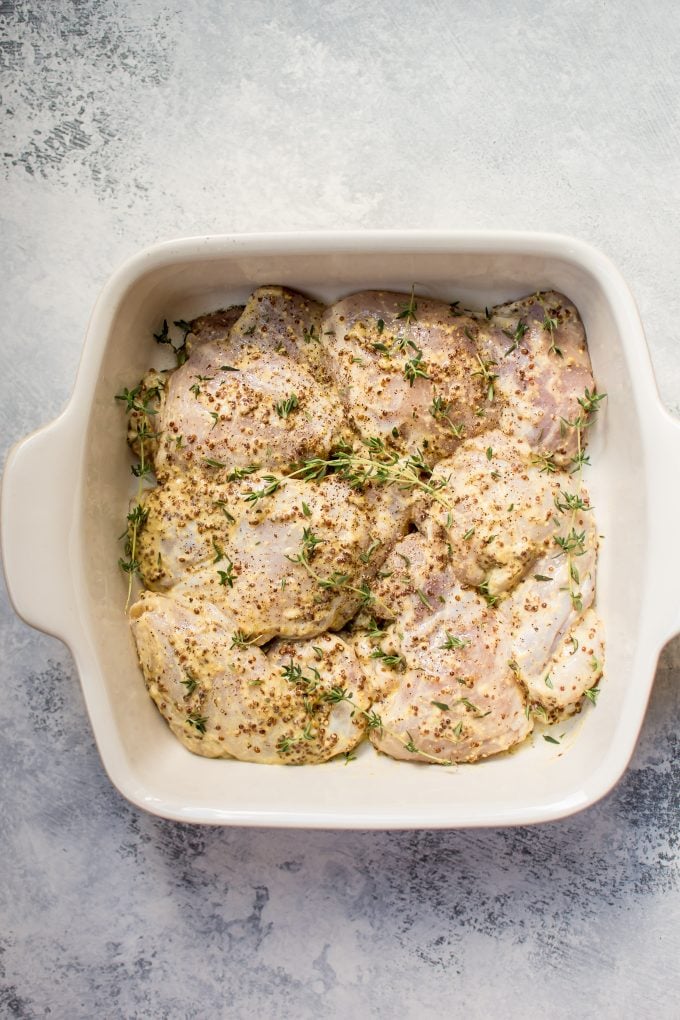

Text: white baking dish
xmin=3 ymin=232 xmax=678 ymax=828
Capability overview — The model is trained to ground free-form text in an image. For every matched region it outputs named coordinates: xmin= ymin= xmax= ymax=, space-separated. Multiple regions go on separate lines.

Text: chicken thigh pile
xmin=120 ymin=286 xmax=605 ymax=765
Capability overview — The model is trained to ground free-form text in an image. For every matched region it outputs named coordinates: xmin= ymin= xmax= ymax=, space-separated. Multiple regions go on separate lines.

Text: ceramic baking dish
xmin=3 ymin=231 xmax=679 ymax=828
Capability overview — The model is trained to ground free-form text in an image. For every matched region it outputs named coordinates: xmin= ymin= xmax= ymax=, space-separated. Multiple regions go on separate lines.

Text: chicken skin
xmin=353 ymin=534 xmax=532 ymax=764
xmin=153 ymin=341 xmax=348 ymax=482
xmin=135 ymin=471 xmax=410 ymax=642
xmin=320 ymin=291 xmax=497 ymax=459
xmin=480 ymin=290 xmax=595 ymax=468
xmin=130 ymin=593 xmax=371 ymax=763
xmin=419 ymin=430 xmax=559 ymax=595
xmin=502 ymin=485 xmax=603 ymax=717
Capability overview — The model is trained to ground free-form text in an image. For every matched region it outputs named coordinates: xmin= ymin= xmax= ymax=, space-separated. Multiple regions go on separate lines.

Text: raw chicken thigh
xmin=320 ymin=291 xmax=497 ymax=459
xmin=188 ymin=286 xmax=327 ymax=373
xmin=186 ymin=304 xmax=245 ymax=348
xmin=353 ymin=534 xmax=532 ymax=763
xmin=420 ymin=430 xmax=559 ymax=595
xmin=153 ymin=341 xmax=347 ymax=482
xmin=135 ymin=472 xmax=408 ymax=641
xmin=502 ymin=485 xmax=603 ymax=717
xmin=121 ymin=284 xmax=605 ymax=765
xmin=228 ymin=286 xmax=327 ymax=375
xmin=481 ymin=290 xmax=595 ymax=468
xmin=131 ymin=594 xmax=370 ymax=763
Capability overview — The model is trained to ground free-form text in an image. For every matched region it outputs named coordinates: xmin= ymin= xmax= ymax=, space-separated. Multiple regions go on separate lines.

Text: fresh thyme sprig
xmin=274 ymin=392 xmax=299 ymax=418
xmin=186 ymin=712 xmax=208 ymax=734
xmin=115 ymin=382 xmax=160 ymax=610
xmin=542 ymin=314 xmax=562 ymax=356
xmin=302 ymin=325 xmax=320 ymax=344
xmin=243 ymin=475 xmax=283 ymax=504
xmin=560 ymin=390 xmax=606 ymax=475
xmin=552 ymin=387 xmax=606 ymax=611
xmin=533 ymin=293 xmax=563 ymax=357
xmin=181 ymin=673 xmax=198 ymax=696
xmin=369 ymin=646 xmax=406 ymax=670
xmin=399 ymin=731 xmax=454 ymax=765
xmin=364 ymin=618 xmax=388 ymax=641
xmin=502 ymin=320 xmax=528 ymax=356
xmin=403 ymin=344 xmax=430 ymax=386
xmin=230 ymin=630 xmax=256 ymax=649
xmin=431 ymin=697 xmax=490 ymax=718
xmin=554 ymin=491 xmax=591 ymax=514
xmin=554 ymin=528 xmax=587 ymax=556
xmin=362 ymin=709 xmax=383 ymax=733
xmin=359 ymin=539 xmax=382 ymax=564
xmin=287 ymin=541 xmax=392 ymax=616
xmin=239 ymin=436 xmax=454 ymax=512
xmin=153 ymin=319 xmax=191 ymax=367
xmin=429 ymin=395 xmax=466 ymax=437
xmin=301 ymin=527 xmax=323 ymax=559
xmin=226 ymin=464 xmax=259 ymax=481
xmin=531 ymin=452 xmax=558 ymax=474
xmin=471 ymin=352 xmax=499 ymax=402
xmin=217 ymin=559 xmax=236 ymax=587
xmin=281 ymin=660 xmax=321 ymax=692
xmin=276 ymin=726 xmax=319 ymax=756
xmin=440 ymin=632 xmax=469 ymax=650
xmin=477 ymin=578 xmax=501 ymax=607
xmin=322 ymin=686 xmax=353 ymax=705
xmin=396 ymin=286 xmax=418 ymax=323
xmin=115 ymin=384 xmax=160 ymax=418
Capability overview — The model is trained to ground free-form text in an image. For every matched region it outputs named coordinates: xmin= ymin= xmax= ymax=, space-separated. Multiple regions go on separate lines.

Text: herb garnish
xmin=531 ymin=452 xmax=558 ymax=474
xmin=403 ymin=345 xmax=430 ymax=387
xmin=362 ymin=709 xmax=383 ymax=732
xmin=230 ymin=630 xmax=256 ymax=649
xmin=227 ymin=464 xmax=259 ymax=481
xmin=477 ymin=578 xmax=500 ymax=607
xmin=542 ymin=313 xmax=562 ymax=356
xmin=186 ymin=713 xmax=208 ymax=734
xmin=238 ymin=436 xmax=451 ymax=514
xmin=274 ymin=392 xmax=299 ymax=418
xmin=396 ymin=286 xmax=418 ymax=323
xmin=471 ymin=352 xmax=499 ymax=402
xmin=440 ymin=632 xmax=469 ymax=650
xmin=153 ymin=319 xmax=191 ymax=366
xmin=217 ymin=559 xmax=236 ymax=587
xmin=502 ymin=320 xmax=528 ymax=356
xmin=115 ymin=382 xmax=159 ymax=609
xmin=430 ymin=395 xmax=465 ymax=437
xmin=181 ymin=673 xmax=198 ymax=696
xmin=550 ymin=387 xmax=606 ymax=611
xmin=370 ymin=647 xmax=406 ymax=670
xmin=299 ymin=325 xmax=317 ymax=344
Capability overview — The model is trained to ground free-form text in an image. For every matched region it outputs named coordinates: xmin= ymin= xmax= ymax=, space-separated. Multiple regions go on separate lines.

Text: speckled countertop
xmin=1 ymin=2 xmax=679 ymax=1017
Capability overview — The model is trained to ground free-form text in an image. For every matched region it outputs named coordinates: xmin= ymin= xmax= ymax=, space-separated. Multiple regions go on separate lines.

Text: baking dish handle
xmin=1 ymin=412 xmax=79 ymax=642
xmin=650 ymin=408 xmax=680 ymax=649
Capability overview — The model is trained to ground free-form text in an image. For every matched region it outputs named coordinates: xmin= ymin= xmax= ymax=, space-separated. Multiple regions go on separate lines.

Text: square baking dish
xmin=3 ymin=231 xmax=679 ymax=827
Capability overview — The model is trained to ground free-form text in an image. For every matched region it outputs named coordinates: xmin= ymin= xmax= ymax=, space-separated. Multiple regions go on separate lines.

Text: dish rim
xmin=3 ymin=229 xmax=679 ymax=828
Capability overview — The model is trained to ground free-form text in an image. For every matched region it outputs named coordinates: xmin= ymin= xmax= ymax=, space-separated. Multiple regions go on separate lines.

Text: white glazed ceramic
xmin=3 ymin=232 xmax=679 ymax=828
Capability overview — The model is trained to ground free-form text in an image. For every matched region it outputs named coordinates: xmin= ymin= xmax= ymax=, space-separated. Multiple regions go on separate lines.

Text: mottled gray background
xmin=1 ymin=1 xmax=679 ymax=1018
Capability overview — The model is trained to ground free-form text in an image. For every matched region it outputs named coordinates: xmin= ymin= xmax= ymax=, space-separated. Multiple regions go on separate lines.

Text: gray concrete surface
xmin=1 ymin=2 xmax=678 ymax=1017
